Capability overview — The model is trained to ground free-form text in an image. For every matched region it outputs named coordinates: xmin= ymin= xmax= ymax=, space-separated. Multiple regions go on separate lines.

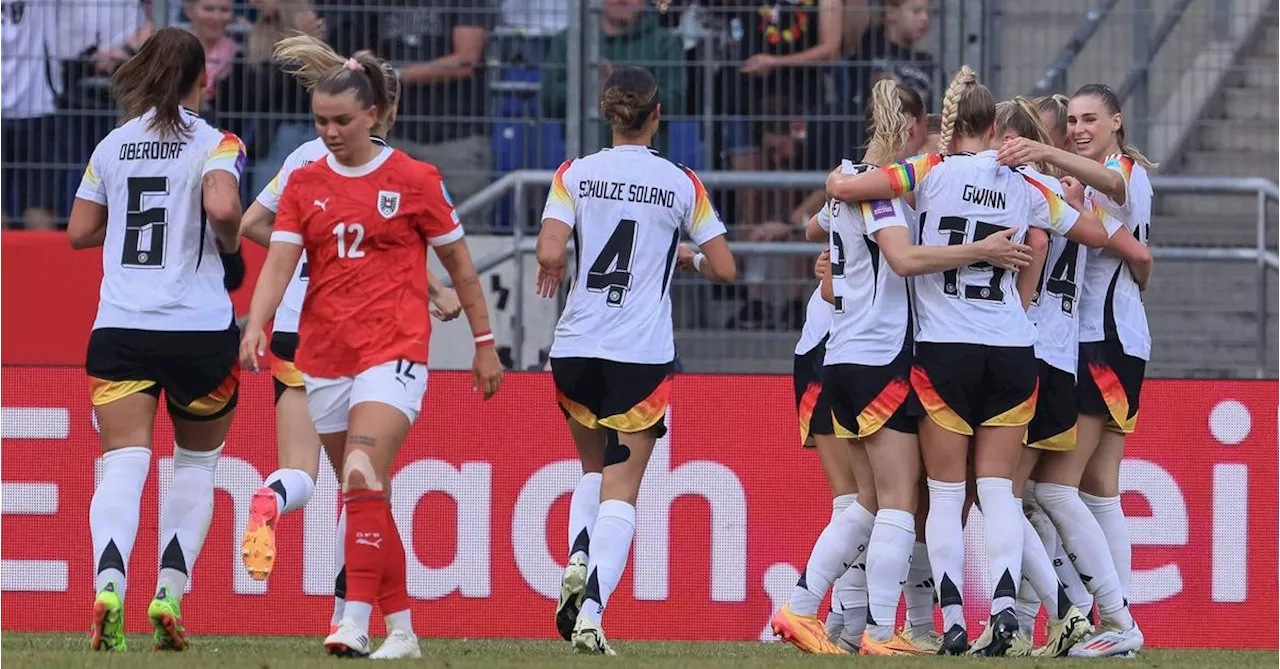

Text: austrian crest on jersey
xmin=378 ymin=190 xmax=401 ymax=218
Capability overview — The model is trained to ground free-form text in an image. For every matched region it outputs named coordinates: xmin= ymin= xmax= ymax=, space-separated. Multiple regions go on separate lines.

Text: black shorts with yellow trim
xmin=911 ymin=342 xmax=1038 ymax=436
xmin=270 ymin=331 xmax=304 ymax=402
xmin=86 ymin=324 xmax=240 ymax=421
xmin=823 ymin=345 xmax=920 ymax=439
xmin=1027 ymin=359 xmax=1078 ymax=451
xmin=794 ymin=337 xmax=854 ymax=447
xmin=1077 ymin=339 xmax=1144 ymax=434
xmin=550 ymin=357 xmax=673 ymax=437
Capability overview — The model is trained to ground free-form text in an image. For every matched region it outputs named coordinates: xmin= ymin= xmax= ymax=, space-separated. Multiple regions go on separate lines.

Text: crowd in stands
xmin=2 ymin=0 xmax=935 ymax=329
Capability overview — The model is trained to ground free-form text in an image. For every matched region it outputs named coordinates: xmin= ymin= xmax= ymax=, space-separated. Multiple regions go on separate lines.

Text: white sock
xmin=789 ymin=499 xmax=875 ymax=617
xmin=838 ymin=553 xmax=869 ymax=642
xmin=91 ymin=447 xmax=151 ymax=597
xmin=156 ymin=444 xmax=222 ymax=599
xmin=926 ymin=479 xmax=966 ymax=631
xmin=332 ymin=505 xmax=347 ymax=627
xmin=1029 ymin=483 xmax=1092 ymax=615
xmin=344 ymin=601 xmax=373 ymax=631
xmin=1081 ymin=492 xmax=1131 ymax=599
xmin=1015 ymin=579 xmax=1039 ymax=638
xmin=581 ymin=499 xmax=636 ymax=625
xmin=827 ymin=493 xmax=860 ymax=641
xmin=1054 ymin=538 xmax=1092 ymax=615
xmin=1019 ymin=507 xmax=1061 ymax=621
xmin=385 ymin=608 xmax=413 ymax=633
xmin=865 ymin=509 xmax=915 ymax=642
xmin=568 ymin=472 xmax=602 ymax=562
xmin=263 ymin=468 xmax=315 ymax=515
xmin=977 ymin=477 xmax=1022 ymax=616
xmin=1036 ymin=483 xmax=1133 ymax=629
xmin=904 ymin=541 xmax=935 ymax=639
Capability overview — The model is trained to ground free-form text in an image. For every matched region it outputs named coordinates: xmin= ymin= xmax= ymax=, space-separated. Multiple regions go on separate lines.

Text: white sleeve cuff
xmin=270 ymin=230 xmax=304 ymax=245
xmin=428 ymin=226 xmax=465 ymax=247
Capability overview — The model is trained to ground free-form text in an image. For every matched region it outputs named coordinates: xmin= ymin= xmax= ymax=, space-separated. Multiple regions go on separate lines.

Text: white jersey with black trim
xmin=256 ymin=136 xmax=391 ymax=333
xmin=823 ymin=160 xmax=914 ymax=366
xmin=887 ymin=150 xmax=1073 ymax=347
xmin=76 ymin=107 xmax=246 ymax=332
xmin=1079 ymin=154 xmax=1152 ymax=361
xmin=795 ymin=204 xmax=835 ymax=356
xmin=1019 ymin=167 xmax=1086 ymax=376
xmin=542 ymin=145 xmax=727 ymax=364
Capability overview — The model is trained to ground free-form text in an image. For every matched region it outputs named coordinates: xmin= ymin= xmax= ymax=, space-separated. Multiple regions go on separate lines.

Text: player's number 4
xmin=333 ymin=222 xmax=366 ymax=259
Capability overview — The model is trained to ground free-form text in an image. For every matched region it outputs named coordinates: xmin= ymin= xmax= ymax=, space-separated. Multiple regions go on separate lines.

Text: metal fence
xmin=4 ymin=0 xmax=1275 ymax=232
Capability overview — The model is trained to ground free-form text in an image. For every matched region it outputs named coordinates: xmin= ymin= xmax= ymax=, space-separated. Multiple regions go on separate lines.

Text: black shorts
xmin=550 ymin=357 xmax=673 ymax=435
xmin=1077 ymin=340 xmax=1145 ymax=434
xmin=911 ymin=343 xmax=1039 ymax=436
xmin=1027 ymin=360 xmax=1078 ymax=450
xmin=823 ymin=346 xmax=920 ymax=439
xmin=86 ymin=325 xmax=240 ymax=421
xmin=794 ymin=337 xmax=853 ymax=447
xmin=270 ymin=331 xmax=304 ymax=402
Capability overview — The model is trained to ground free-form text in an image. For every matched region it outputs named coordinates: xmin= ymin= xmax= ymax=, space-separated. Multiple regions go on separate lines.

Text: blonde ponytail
xmin=273 ymin=35 xmax=400 ymax=131
xmin=937 ymin=65 xmax=978 ymax=153
xmin=866 ymin=78 xmax=923 ymax=165
xmin=996 ymin=95 xmax=1058 ymax=174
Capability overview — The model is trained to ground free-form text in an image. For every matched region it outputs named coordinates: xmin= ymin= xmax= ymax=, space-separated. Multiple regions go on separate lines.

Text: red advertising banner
xmin=1 ymin=368 xmax=1275 ymax=648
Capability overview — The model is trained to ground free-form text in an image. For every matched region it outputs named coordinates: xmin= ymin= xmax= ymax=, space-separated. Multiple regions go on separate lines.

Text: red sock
xmin=343 ymin=493 xmax=388 ymax=607
xmin=378 ymin=505 xmax=412 ymax=615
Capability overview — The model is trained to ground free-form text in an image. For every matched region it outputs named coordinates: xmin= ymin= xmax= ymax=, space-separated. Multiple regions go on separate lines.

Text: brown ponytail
xmin=110 ymin=27 xmax=206 ymax=138
xmin=600 ymin=65 xmax=660 ymax=136
xmin=274 ymin=35 xmax=393 ymax=121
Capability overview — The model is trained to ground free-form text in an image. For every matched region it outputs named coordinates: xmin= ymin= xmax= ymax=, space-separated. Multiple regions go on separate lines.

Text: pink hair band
xmin=344 ymin=58 xmax=361 ymax=71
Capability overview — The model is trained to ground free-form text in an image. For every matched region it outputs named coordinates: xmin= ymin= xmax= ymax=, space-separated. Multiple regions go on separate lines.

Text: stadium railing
xmin=450 ymin=170 xmax=1280 ymax=378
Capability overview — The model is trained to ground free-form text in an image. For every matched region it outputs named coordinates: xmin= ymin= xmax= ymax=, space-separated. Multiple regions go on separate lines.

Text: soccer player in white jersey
xmin=68 ymin=28 xmax=246 ymax=652
xmin=989 ymin=97 xmax=1121 ymax=657
xmin=797 ymin=79 xmax=1032 ymax=657
xmin=826 ymin=66 xmax=1086 ymax=657
xmin=535 ymin=65 xmax=736 ymax=655
xmin=793 ymin=208 xmax=875 ymax=653
xmin=997 ymin=83 xmax=1153 ymax=658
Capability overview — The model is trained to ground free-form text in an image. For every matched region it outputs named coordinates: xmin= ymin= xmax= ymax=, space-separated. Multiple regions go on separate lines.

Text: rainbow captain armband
xmin=474 ymin=331 xmax=496 ymax=348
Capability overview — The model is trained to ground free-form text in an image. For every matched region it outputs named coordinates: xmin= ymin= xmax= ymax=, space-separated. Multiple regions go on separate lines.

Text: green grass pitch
xmin=2 ymin=634 xmax=1277 ymax=669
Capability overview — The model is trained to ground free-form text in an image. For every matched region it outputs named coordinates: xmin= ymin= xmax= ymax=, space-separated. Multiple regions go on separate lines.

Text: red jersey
xmin=271 ymin=148 xmax=464 ymax=378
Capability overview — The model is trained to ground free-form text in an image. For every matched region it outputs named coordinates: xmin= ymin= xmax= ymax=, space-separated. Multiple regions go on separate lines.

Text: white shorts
xmin=302 ymin=359 xmax=428 ymax=435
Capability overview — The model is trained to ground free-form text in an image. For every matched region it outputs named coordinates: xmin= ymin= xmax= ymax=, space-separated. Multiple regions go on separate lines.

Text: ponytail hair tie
xmin=344 ymin=58 xmax=361 ymax=71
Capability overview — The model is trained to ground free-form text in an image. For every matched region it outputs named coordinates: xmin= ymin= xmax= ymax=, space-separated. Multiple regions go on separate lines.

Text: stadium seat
xmin=667 ymin=121 xmax=704 ymax=170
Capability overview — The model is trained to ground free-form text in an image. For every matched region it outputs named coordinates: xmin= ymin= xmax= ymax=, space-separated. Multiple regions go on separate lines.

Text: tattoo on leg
xmin=347 ymin=435 xmax=377 ymax=447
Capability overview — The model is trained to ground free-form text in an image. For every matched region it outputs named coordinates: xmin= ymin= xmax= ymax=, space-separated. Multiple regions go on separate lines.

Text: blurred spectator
xmin=840 ymin=0 xmax=935 ymax=149
xmin=217 ymin=0 xmax=325 ymax=194
xmin=377 ymin=0 xmax=494 ymax=213
xmin=2 ymin=0 xmax=115 ymax=229
xmin=711 ymin=0 xmax=842 ymax=228
xmin=184 ymin=0 xmax=239 ymax=113
xmin=542 ymin=0 xmax=686 ymax=155
xmin=501 ymin=0 xmax=569 ymax=33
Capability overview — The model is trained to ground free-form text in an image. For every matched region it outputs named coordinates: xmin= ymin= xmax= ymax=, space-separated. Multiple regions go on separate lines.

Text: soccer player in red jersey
xmin=239 ymin=52 xmax=502 ymax=658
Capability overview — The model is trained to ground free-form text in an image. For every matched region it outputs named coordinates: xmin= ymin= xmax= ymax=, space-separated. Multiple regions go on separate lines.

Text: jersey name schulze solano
xmin=542 ymin=145 xmax=727 ymax=364
xmin=1079 ymin=154 xmax=1152 ymax=361
xmin=881 ymin=150 xmax=1072 ymax=347
xmin=76 ymin=107 xmax=246 ymax=331
xmin=824 ymin=160 xmax=915 ymax=366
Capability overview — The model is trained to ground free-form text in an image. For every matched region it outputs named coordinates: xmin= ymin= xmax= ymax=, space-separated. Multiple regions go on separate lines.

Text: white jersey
xmin=255 ymin=136 xmax=389 ymax=333
xmin=885 ymin=150 xmax=1074 ymax=347
xmin=794 ymin=204 xmax=835 ymax=356
xmin=1019 ymin=167 xmax=1085 ymax=376
xmin=823 ymin=160 xmax=914 ymax=366
xmin=542 ymin=145 xmax=727 ymax=364
xmin=1079 ymin=154 xmax=1152 ymax=361
xmin=76 ymin=107 xmax=246 ymax=331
